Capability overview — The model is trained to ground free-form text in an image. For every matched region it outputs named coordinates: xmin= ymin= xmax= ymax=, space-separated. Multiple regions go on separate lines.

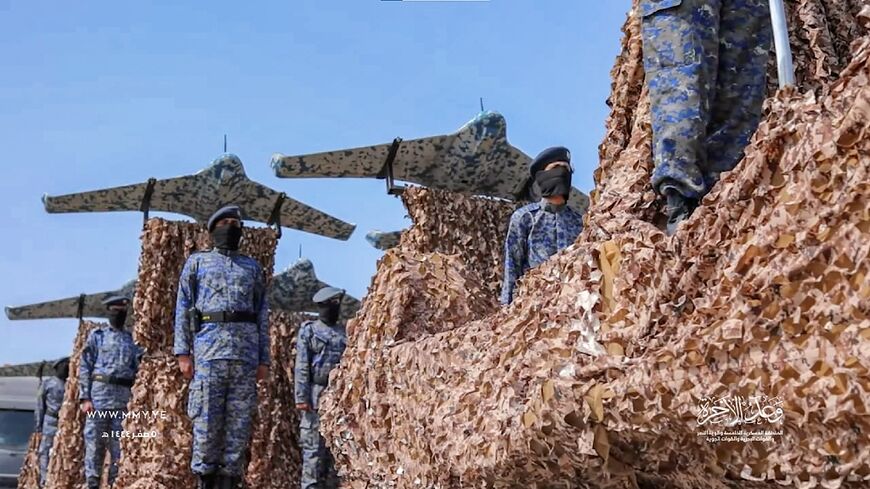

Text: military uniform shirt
xmin=174 ymin=249 xmax=270 ymax=366
xmin=294 ymin=319 xmax=347 ymax=408
xmin=500 ymin=202 xmax=583 ymax=305
xmin=78 ymin=326 xmax=142 ymax=410
xmin=35 ymin=376 xmax=65 ymax=431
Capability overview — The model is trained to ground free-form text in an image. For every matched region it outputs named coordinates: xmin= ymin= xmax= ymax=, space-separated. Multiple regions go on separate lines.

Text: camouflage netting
xmin=42 ymin=320 xmax=99 ymax=489
xmin=396 ymin=188 xmax=518 ymax=302
xmin=17 ymin=433 xmax=41 ymax=489
xmin=245 ymin=311 xmax=309 ymax=489
xmin=320 ymin=3 xmax=870 ymax=489
xmin=112 ymin=218 xmax=280 ymax=489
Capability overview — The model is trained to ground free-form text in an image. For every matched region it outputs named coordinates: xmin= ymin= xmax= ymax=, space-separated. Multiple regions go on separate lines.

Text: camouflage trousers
xmin=37 ymin=415 xmax=59 ymax=487
xmin=641 ymin=0 xmax=772 ymax=199
xmin=187 ymin=359 xmax=258 ymax=476
xmin=300 ymin=410 xmax=339 ymax=489
xmin=83 ymin=409 xmax=124 ymax=485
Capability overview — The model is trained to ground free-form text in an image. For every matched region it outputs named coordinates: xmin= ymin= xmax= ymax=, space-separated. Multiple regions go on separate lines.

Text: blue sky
xmin=0 ymin=0 xmax=630 ymax=365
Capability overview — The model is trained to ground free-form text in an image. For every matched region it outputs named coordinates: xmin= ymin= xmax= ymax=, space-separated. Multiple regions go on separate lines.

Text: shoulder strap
xmin=189 ymin=254 xmax=200 ymax=306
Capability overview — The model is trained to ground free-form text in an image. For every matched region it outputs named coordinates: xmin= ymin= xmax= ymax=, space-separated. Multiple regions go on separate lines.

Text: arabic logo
xmin=697 ymin=395 xmax=784 ymax=427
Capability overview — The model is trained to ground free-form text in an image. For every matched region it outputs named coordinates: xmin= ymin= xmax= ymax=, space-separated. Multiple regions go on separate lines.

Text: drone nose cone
xmin=474 ymin=111 xmax=506 ymax=140
xmin=289 ymin=257 xmax=315 ymax=277
xmin=211 ymin=153 xmax=246 ymax=179
xmin=214 ymin=153 xmax=243 ymax=167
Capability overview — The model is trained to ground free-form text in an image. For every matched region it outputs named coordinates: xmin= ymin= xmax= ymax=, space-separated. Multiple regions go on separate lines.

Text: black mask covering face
xmin=535 ymin=165 xmax=572 ymax=198
xmin=108 ymin=309 xmax=127 ymax=329
xmin=318 ymin=301 xmax=341 ymax=325
xmin=55 ymin=361 xmax=70 ymax=380
xmin=212 ymin=225 xmax=243 ymax=251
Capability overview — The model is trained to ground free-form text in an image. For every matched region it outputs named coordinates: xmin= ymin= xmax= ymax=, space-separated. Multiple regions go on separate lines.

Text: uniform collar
xmin=212 ymin=247 xmax=240 ymax=256
xmin=540 ymin=198 xmax=567 ymax=213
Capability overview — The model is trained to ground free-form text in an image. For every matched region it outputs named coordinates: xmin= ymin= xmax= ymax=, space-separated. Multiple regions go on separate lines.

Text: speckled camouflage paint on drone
xmin=364 ymin=230 xmax=403 ymax=251
xmin=271 ymin=111 xmax=590 ymax=216
xmin=269 ymin=259 xmax=361 ymax=323
xmin=42 ymin=154 xmax=356 ymax=240
xmin=4 ymin=279 xmax=137 ymax=321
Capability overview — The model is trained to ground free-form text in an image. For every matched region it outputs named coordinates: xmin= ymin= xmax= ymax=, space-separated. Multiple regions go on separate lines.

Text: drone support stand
xmin=377 ymin=138 xmax=406 ymax=196
xmin=268 ymin=192 xmax=287 ymax=239
xmin=76 ymin=294 xmax=86 ymax=320
xmin=140 ymin=178 xmax=157 ymax=227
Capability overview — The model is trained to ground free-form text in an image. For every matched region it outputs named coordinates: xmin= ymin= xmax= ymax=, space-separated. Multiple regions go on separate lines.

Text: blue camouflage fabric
xmin=294 ymin=319 xmax=347 ymax=489
xmin=174 ymin=249 xmax=270 ymax=476
xmin=173 ymin=250 xmax=270 ymax=365
xmin=186 ymin=360 xmax=258 ymax=476
xmin=83 ymin=411 xmax=124 ymax=486
xmin=641 ymin=0 xmax=772 ymax=199
xmin=35 ymin=376 xmax=66 ymax=487
xmin=500 ymin=202 xmax=584 ymax=305
xmin=78 ymin=324 xmax=142 ymax=486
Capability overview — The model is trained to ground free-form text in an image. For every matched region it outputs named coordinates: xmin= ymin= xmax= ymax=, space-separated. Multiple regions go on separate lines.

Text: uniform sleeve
xmin=34 ymin=382 xmax=45 ymax=431
xmin=294 ymin=325 xmax=312 ymax=405
xmin=256 ymin=266 xmax=271 ymax=366
xmin=500 ymin=210 xmax=529 ymax=305
xmin=173 ymin=257 xmax=195 ymax=356
xmin=569 ymin=209 xmax=584 ymax=239
xmin=132 ymin=343 xmax=144 ymax=373
xmin=79 ymin=331 xmax=97 ymax=401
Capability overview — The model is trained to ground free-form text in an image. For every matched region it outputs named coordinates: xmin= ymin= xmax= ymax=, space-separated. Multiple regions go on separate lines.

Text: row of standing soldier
xmin=34 ymin=2 xmax=774 ymax=485
xmin=34 ymin=295 xmax=142 ymax=489
xmin=33 ymin=204 xmax=348 ymax=489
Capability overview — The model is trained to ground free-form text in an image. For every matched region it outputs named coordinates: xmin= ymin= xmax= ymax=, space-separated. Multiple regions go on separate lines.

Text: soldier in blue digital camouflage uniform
xmin=79 ymin=295 xmax=142 ymax=489
xmin=641 ymin=0 xmax=772 ymax=234
xmin=35 ymin=357 xmax=69 ymax=488
xmin=295 ymin=286 xmax=348 ymax=489
xmin=501 ymin=147 xmax=584 ymax=305
xmin=174 ymin=204 xmax=270 ymax=489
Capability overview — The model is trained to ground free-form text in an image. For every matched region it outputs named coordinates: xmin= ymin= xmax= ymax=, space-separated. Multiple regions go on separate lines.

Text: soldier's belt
xmin=46 ymin=408 xmax=60 ymax=418
xmin=198 ymin=310 xmax=258 ymax=323
xmin=93 ymin=374 xmax=134 ymax=387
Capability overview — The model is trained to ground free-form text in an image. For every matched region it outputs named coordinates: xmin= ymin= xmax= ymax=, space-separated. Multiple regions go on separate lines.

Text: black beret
xmin=529 ymin=146 xmax=571 ymax=176
xmin=208 ymin=205 xmax=242 ymax=232
xmin=52 ymin=357 xmax=70 ymax=370
xmin=312 ymin=286 xmax=345 ymax=303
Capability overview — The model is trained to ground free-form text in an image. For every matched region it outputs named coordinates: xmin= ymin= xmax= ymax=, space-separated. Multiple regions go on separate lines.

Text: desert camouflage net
xmin=17 ymin=433 xmax=41 ymax=489
xmin=42 ymin=320 xmax=99 ymax=489
xmin=245 ymin=311 xmax=309 ymax=489
xmin=397 ymin=187 xmax=518 ymax=301
xmin=778 ymin=0 xmax=869 ymax=93
xmin=319 ymin=3 xmax=870 ymax=489
xmin=110 ymin=218 xmax=278 ymax=489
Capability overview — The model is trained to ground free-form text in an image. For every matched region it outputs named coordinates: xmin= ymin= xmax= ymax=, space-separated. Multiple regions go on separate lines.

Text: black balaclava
xmin=535 ymin=165 xmax=572 ymax=199
xmin=318 ymin=300 xmax=341 ymax=325
xmin=55 ymin=360 xmax=70 ymax=380
xmin=212 ymin=224 xmax=243 ymax=251
xmin=108 ymin=309 xmax=127 ymax=329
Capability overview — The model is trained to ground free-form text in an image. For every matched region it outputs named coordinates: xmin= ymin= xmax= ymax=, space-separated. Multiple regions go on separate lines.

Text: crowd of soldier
xmin=33 ymin=1 xmax=772 ymax=487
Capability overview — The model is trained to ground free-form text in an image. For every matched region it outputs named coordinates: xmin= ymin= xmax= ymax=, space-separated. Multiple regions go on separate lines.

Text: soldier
xmin=79 ymin=295 xmax=142 ymax=489
xmin=641 ymin=0 xmax=772 ymax=234
xmin=294 ymin=286 xmax=348 ymax=489
xmin=35 ymin=357 xmax=69 ymax=488
xmin=501 ymin=147 xmax=584 ymax=305
xmin=174 ymin=204 xmax=270 ymax=489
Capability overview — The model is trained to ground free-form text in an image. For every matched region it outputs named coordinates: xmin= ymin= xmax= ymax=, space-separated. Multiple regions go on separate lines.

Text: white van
xmin=0 ymin=377 xmax=39 ymax=488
